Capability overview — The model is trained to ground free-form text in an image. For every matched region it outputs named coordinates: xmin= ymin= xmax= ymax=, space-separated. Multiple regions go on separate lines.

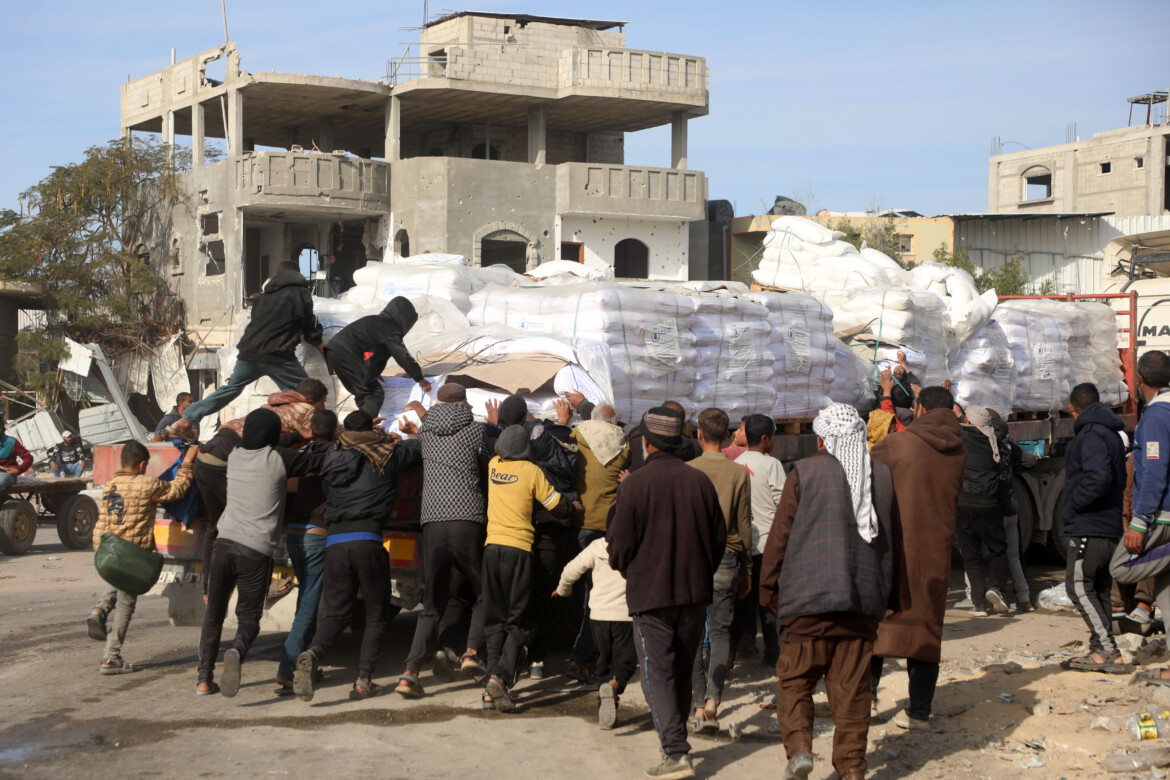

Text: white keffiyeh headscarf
xmin=963 ymin=405 xmax=1000 ymax=463
xmin=814 ymin=403 xmax=878 ymax=542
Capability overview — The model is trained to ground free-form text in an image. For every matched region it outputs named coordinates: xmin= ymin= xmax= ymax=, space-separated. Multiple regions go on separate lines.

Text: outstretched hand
xmin=418 ymin=379 xmax=432 ymax=394
xmin=485 ymin=399 xmax=500 ymax=425
xmin=555 ymin=399 xmax=572 ymax=425
xmin=878 ymin=367 xmax=894 ymax=395
xmin=565 ymin=390 xmax=586 ymax=409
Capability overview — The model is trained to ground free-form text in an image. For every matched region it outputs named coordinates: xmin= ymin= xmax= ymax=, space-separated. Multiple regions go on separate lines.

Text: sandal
xmin=484 ymin=676 xmax=514 ymax=713
xmin=99 ymin=658 xmax=138 ymax=675
xmin=481 ymin=691 xmax=496 ymax=710
xmin=460 ymin=651 xmax=486 ymax=682
xmin=87 ymin=612 xmax=107 ymax=642
xmin=196 ymin=681 xmax=220 ymax=696
xmin=566 ymin=658 xmax=593 ymax=685
xmin=350 ymin=678 xmax=385 ymax=700
xmin=1129 ymin=606 xmax=1153 ymax=625
xmin=1060 ymin=650 xmax=1135 ymax=674
xmin=1132 ymin=669 xmax=1170 ymax=688
xmin=395 ymin=674 xmax=424 ymax=699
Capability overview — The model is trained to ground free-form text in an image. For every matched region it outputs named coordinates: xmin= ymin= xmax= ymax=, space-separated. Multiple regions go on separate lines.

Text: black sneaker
xmin=87 ymin=612 xmax=107 ymax=642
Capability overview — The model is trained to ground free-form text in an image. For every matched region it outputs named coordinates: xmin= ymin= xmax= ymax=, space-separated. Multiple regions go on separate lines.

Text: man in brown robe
xmin=869 ymin=385 xmax=967 ymax=730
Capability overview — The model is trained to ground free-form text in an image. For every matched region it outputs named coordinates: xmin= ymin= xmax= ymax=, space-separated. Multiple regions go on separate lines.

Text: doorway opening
xmin=481 ymin=230 xmax=529 ymax=273
xmin=614 ymin=238 xmax=649 ymax=279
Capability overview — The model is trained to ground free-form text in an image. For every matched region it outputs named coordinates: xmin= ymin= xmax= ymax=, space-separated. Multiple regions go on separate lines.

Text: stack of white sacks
xmin=949 ymin=320 xmax=1018 ymax=418
xmin=1024 ymin=301 xmax=1127 ymax=407
xmin=687 ymin=293 xmax=777 ymax=420
xmin=751 ymin=216 xmax=905 ymax=291
xmin=828 ymin=339 xmax=875 ymax=412
xmin=468 ymin=283 xmax=698 ymax=423
xmin=996 ymin=303 xmax=1072 ymax=412
xmin=746 ymin=291 xmax=836 ymax=418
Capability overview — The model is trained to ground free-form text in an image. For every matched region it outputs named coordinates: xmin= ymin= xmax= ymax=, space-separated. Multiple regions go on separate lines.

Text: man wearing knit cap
xmin=397 ymin=382 xmax=495 ymax=697
xmin=761 ymin=403 xmax=899 ymax=780
xmin=608 ymin=407 xmax=726 ymax=780
xmin=195 ymin=408 xmax=327 ymax=697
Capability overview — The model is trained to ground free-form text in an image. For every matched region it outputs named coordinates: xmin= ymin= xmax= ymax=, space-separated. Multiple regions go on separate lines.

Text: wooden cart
xmin=0 ymin=478 xmax=97 ymax=555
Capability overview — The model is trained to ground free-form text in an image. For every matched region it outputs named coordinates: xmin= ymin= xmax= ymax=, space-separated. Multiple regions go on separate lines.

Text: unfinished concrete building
xmin=120 ymin=12 xmax=710 ymax=349
xmin=989 ymin=92 xmax=1170 ymax=217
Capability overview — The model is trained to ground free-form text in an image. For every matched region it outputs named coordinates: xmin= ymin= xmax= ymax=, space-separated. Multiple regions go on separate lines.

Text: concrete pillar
xmin=671 ymin=111 xmax=688 ymax=170
xmin=318 ymin=117 xmax=334 ymax=152
xmin=228 ymin=89 xmax=243 ymax=157
xmin=1149 ymin=132 xmax=1168 ymax=216
xmin=385 ymin=96 xmax=401 ymax=162
xmin=164 ymin=110 xmax=175 ymax=154
xmin=192 ymin=101 xmax=205 ymax=168
xmin=527 ymin=106 xmax=547 ymax=165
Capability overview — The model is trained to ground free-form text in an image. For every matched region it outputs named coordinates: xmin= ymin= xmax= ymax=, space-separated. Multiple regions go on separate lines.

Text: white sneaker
xmin=954 ymin=598 xmax=975 ymax=610
xmin=986 ymin=588 xmax=1010 ymax=615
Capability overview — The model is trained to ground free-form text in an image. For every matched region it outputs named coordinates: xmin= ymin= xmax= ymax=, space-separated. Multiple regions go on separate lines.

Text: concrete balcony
xmin=233 ymin=151 xmax=390 ymax=214
xmin=559 ymin=48 xmax=707 ymax=104
xmin=556 ymin=162 xmax=706 ymax=220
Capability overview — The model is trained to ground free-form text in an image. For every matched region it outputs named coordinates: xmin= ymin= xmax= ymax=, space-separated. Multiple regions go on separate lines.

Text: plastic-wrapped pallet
xmin=1025 ymin=301 xmax=1127 ymax=407
xmin=828 ymin=339 xmax=874 ymax=413
xmin=746 ymin=291 xmax=836 ymax=418
xmin=345 ymin=262 xmax=481 ymax=311
xmin=950 ymin=320 xmax=1017 ymax=418
xmin=686 ymin=293 xmax=776 ymax=419
xmin=751 ymin=216 xmax=907 ymax=291
xmin=816 ymin=286 xmax=950 ymax=386
xmin=996 ymin=303 xmax=1071 ymax=412
xmin=468 ymin=283 xmax=697 ymax=423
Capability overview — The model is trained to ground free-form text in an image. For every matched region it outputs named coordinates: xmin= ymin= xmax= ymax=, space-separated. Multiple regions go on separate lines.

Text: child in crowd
xmin=555 ymin=536 xmax=635 ymax=729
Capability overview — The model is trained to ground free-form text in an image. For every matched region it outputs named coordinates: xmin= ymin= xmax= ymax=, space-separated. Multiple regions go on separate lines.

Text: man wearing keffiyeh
xmin=760 ymin=403 xmax=899 ymax=780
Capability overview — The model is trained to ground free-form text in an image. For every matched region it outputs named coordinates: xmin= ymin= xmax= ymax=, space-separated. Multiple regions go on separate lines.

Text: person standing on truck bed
xmin=397 ymin=383 xmax=493 ymax=698
xmin=293 ymin=410 xmax=422 ymax=702
xmin=168 ymin=261 xmax=325 ymax=441
xmin=324 ymin=296 xmax=431 ymax=419
xmin=1111 ymin=351 xmax=1170 ymax=688
xmin=0 ymin=420 xmax=33 ymax=492
xmin=869 ymin=385 xmax=966 ymax=731
xmin=607 ymin=406 xmax=726 ymax=780
xmin=1059 ymin=382 xmax=1129 ymax=674
xmin=195 ymin=409 xmax=326 ymax=697
xmin=88 ymin=441 xmax=198 ymax=675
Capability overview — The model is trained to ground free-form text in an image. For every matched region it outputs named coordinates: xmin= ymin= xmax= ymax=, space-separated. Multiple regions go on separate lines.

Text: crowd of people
xmin=75 ymin=261 xmax=1170 ymax=780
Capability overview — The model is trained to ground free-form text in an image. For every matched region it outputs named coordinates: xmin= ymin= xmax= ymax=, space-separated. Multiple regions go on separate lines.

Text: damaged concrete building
xmin=121 ymin=12 xmax=710 ymax=350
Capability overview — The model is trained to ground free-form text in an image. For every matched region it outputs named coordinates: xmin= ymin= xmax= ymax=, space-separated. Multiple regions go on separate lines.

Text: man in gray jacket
xmin=195 ymin=409 xmax=325 ymax=697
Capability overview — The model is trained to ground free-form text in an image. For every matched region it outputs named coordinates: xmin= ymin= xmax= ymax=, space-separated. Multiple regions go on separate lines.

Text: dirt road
xmin=2 ymin=536 xmax=1167 ymax=779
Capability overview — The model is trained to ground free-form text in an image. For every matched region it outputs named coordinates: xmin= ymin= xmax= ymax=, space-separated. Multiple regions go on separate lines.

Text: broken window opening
xmin=1100 ymin=161 xmax=1112 ymax=174
xmin=896 ymin=234 xmax=914 ymax=255
xmin=428 ymin=49 xmax=448 ymax=77
xmin=202 ymin=55 xmax=227 ymax=87
xmin=561 ymin=242 xmax=584 ymax=262
xmin=614 ymin=238 xmax=649 ymax=279
xmin=201 ymin=212 xmax=220 ymax=235
xmin=1022 ymin=166 xmax=1053 ymax=202
xmin=1136 ymin=156 xmax=1145 ymax=169
xmin=394 ymin=229 xmax=410 ymax=259
xmin=203 ymin=240 xmax=226 ymax=276
xmin=481 ymin=231 xmax=529 ymax=274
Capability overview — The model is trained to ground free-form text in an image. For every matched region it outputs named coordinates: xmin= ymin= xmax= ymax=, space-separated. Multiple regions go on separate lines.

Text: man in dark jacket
xmin=1060 ymin=383 xmax=1128 ymax=672
xmin=955 ymin=405 xmax=1011 ymax=616
xmin=171 ymin=263 xmax=324 ymax=438
xmin=761 ymin=403 xmax=898 ymax=780
xmin=293 ymin=410 xmax=422 ymax=702
xmin=608 ymin=407 xmax=725 ymax=780
xmin=397 ymin=383 xmax=494 ymax=697
xmin=325 ymin=296 xmax=431 ymax=418
xmin=626 ymin=400 xmax=702 ymax=472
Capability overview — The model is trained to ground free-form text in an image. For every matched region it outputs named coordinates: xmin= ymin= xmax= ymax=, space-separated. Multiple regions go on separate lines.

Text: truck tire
xmin=1044 ymin=492 xmax=1066 ymax=566
xmin=0 ymin=499 xmax=38 ymax=555
xmin=55 ymin=494 xmax=98 ymax=549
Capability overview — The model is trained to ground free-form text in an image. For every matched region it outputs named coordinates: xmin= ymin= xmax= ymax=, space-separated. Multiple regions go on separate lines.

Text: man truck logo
xmin=1142 ymin=325 xmax=1170 ymax=338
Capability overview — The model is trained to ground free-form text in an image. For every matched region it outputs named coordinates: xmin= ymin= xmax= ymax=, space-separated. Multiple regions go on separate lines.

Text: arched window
xmin=480 ymin=229 xmax=529 ymax=273
xmin=614 ymin=238 xmax=649 ymax=279
xmin=394 ymin=229 xmax=410 ymax=259
xmin=1021 ymin=165 xmax=1053 ymax=202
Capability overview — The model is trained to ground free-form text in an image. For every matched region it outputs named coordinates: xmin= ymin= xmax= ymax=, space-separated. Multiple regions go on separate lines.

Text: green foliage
xmin=830 ymin=214 xmax=911 ymax=269
xmin=932 ymin=245 xmax=1030 ymax=297
xmin=0 ymin=137 xmax=192 ymax=399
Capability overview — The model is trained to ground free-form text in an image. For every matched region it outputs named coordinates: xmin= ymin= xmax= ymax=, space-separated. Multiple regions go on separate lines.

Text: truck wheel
xmin=0 ymin=499 xmax=38 ymax=555
xmin=56 ymin=494 xmax=98 ymax=549
xmin=1043 ymin=492 xmax=1066 ymax=566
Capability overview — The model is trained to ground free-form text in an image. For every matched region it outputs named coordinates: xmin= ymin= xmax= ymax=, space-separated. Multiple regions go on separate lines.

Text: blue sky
xmin=1 ymin=0 xmax=1167 ymax=217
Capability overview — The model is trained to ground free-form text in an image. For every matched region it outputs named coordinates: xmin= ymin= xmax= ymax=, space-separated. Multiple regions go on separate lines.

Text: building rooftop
xmin=948 ymin=211 xmax=1114 ymax=221
xmin=424 ymin=11 xmax=628 ymax=31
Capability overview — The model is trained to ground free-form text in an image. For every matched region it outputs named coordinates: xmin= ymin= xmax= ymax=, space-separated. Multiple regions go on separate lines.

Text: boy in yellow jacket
xmin=87 ymin=441 xmax=197 ymax=673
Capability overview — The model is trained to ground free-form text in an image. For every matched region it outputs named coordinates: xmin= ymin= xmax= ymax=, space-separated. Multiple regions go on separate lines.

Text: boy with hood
xmin=0 ymin=420 xmax=33 ymax=492
xmin=170 ymin=262 xmax=324 ymax=439
xmin=1060 ymin=382 xmax=1129 ymax=673
xmin=324 ymin=296 xmax=431 ymax=418
xmin=398 ymin=383 xmax=494 ymax=697
xmin=480 ymin=424 xmax=575 ymax=712
xmin=294 ymin=410 xmax=422 ymax=702
xmin=195 ymin=409 xmax=326 ymax=697
xmin=88 ymin=441 xmax=198 ymax=674
xmin=869 ymin=386 xmax=966 ymax=730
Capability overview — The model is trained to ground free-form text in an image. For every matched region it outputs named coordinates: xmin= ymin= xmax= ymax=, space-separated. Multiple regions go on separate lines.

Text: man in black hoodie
xmin=325 ymin=296 xmax=431 ymax=418
xmin=171 ymin=262 xmax=324 ymax=439
xmin=293 ymin=410 xmax=421 ymax=702
xmin=1061 ymin=383 xmax=1129 ymax=673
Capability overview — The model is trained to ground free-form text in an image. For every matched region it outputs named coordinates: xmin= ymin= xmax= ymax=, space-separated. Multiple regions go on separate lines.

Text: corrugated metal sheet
xmin=79 ymin=403 xmax=138 ymax=447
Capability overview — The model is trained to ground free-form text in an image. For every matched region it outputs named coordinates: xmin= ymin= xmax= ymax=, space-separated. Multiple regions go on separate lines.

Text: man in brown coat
xmin=869 ymin=385 xmax=967 ymax=730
